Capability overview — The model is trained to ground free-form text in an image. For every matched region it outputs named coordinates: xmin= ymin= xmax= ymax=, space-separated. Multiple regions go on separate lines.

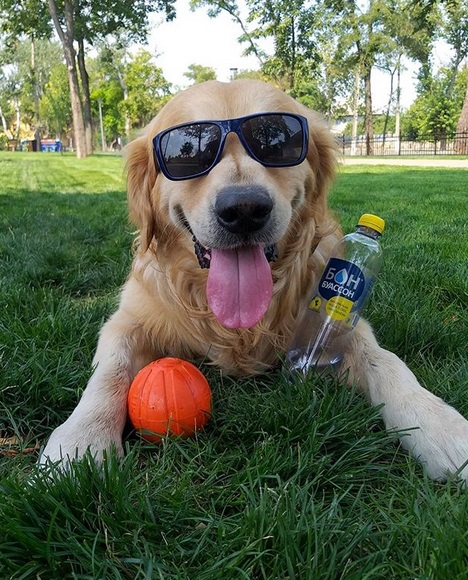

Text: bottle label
xmin=316 ymin=258 xmax=366 ymax=321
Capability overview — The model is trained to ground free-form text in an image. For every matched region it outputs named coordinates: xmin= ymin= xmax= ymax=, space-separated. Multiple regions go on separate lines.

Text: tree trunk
xmin=14 ymin=98 xmax=21 ymax=141
xmin=364 ymin=67 xmax=374 ymax=156
xmin=77 ymin=38 xmax=93 ymax=155
xmin=116 ymin=67 xmax=131 ymax=144
xmin=351 ymin=69 xmax=360 ymax=156
xmin=0 ymin=104 xmax=13 ymax=139
xmin=64 ymin=45 xmax=87 ymax=158
xmin=98 ymin=99 xmax=107 ymax=151
xmin=47 ymin=0 xmax=87 ymax=158
xmin=289 ymin=15 xmax=296 ymax=93
xmin=454 ymin=73 xmax=468 ymax=155
xmin=394 ymin=58 xmax=401 ymax=155
xmin=382 ymin=66 xmax=395 ymax=152
xmin=382 ymin=57 xmax=401 ymax=153
xmin=30 ymin=38 xmax=42 ymax=152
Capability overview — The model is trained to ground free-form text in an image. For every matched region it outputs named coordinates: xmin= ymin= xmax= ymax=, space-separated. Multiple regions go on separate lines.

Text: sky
xmin=146 ymin=0 xmax=453 ymax=113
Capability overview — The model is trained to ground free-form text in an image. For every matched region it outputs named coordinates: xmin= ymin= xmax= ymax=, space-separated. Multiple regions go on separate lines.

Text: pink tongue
xmin=207 ymin=246 xmax=273 ymax=328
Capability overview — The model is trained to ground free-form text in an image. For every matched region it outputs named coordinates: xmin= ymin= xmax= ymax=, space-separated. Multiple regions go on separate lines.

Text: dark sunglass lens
xmin=241 ymin=114 xmax=304 ymax=165
xmin=159 ymin=123 xmax=221 ymax=178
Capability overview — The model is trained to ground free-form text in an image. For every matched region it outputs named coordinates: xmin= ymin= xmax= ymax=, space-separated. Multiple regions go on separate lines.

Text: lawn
xmin=0 ymin=151 xmax=467 ymax=579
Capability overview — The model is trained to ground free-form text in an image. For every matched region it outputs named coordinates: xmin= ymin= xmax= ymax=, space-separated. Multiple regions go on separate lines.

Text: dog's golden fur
xmin=41 ymin=80 xmax=468 ymax=482
xmin=123 ymin=80 xmax=338 ymax=374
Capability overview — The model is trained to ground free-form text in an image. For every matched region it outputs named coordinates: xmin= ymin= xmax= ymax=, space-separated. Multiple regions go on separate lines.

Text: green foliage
xmin=16 ymin=39 xmax=62 ymax=85
xmin=119 ymin=49 xmax=172 ymax=130
xmin=293 ymin=80 xmax=330 ymax=114
xmin=233 ymin=68 xmax=266 ymax=80
xmin=439 ymin=0 xmax=468 ymax=65
xmin=0 ymin=38 xmax=64 ymax=138
xmin=402 ymin=66 xmax=467 ymax=139
xmin=0 ymin=132 xmax=9 ymax=149
xmin=87 ymin=42 xmax=173 ymax=144
xmin=79 ymin=0 xmax=177 ymax=44
xmin=91 ymin=79 xmax=125 ymax=143
xmin=0 ymin=0 xmax=52 ymax=41
xmin=342 ymin=113 xmax=397 ymax=137
xmin=379 ymin=0 xmax=437 ymax=65
xmin=39 ymin=63 xmax=72 ymax=138
xmin=248 ymin=0 xmax=322 ymax=91
xmin=0 ymin=0 xmax=178 ymax=156
xmin=184 ymin=63 xmax=217 ymax=84
xmin=88 ymin=53 xmax=126 ymax=143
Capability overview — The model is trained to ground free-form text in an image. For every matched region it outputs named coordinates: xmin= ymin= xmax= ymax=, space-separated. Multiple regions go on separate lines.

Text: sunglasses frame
xmin=152 ymin=112 xmax=309 ymax=181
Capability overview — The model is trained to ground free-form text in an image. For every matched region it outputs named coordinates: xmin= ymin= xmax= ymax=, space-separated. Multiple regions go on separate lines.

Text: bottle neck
xmin=356 ymin=225 xmax=382 ymax=240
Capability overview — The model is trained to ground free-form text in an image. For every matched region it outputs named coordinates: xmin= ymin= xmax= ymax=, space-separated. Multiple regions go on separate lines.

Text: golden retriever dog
xmin=41 ymin=79 xmax=468 ymax=481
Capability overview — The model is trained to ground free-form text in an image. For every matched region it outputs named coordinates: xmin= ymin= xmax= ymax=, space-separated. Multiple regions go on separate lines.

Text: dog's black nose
xmin=215 ymin=186 xmax=273 ymax=235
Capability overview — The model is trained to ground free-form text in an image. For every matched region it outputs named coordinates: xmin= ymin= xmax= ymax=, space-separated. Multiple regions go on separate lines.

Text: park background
xmin=0 ymin=0 xmax=467 ymax=157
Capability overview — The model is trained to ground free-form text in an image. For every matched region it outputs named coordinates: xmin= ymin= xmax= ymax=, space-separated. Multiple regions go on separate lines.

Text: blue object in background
xmin=41 ymin=139 xmax=61 ymax=152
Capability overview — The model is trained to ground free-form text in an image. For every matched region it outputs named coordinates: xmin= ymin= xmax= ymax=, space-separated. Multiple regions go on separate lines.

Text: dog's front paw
xmin=389 ymin=393 xmax=468 ymax=482
xmin=39 ymin=416 xmax=124 ymax=470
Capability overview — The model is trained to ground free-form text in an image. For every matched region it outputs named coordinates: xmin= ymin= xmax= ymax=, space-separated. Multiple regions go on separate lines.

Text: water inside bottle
xmin=286 ymin=347 xmax=343 ymax=373
xmin=286 ymin=318 xmax=350 ymax=374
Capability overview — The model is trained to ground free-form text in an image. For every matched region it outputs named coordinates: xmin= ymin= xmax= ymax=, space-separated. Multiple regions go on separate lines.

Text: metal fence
xmin=338 ymin=132 xmax=468 ymax=156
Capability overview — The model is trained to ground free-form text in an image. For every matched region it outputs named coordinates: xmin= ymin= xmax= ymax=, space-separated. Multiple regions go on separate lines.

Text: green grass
xmin=1 ymin=152 xmax=467 ymax=578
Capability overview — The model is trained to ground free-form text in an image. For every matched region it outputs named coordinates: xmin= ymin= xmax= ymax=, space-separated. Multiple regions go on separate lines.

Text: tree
xmin=440 ymin=0 xmax=468 ymax=153
xmin=0 ymin=51 xmax=18 ymax=140
xmin=17 ymin=39 xmax=63 ymax=133
xmin=47 ymin=0 xmax=87 ymax=157
xmin=438 ymin=0 xmax=468 ymax=90
xmin=71 ymin=0 xmax=176 ymax=154
xmin=414 ymin=0 xmax=468 ymax=152
xmin=0 ymin=37 xmax=62 ymax=145
xmin=0 ymin=0 xmax=177 ymax=157
xmin=194 ymin=0 xmax=418 ymax=143
xmin=455 ymin=66 xmax=468 ymax=153
xmin=292 ymin=3 xmax=354 ymax=121
xmin=0 ymin=0 xmax=50 ymax=40
xmin=402 ymin=66 xmax=467 ymax=141
xmin=325 ymin=0 xmax=438 ymax=154
xmin=88 ymin=46 xmax=127 ymax=149
xmin=231 ymin=68 xmax=265 ymax=81
xmin=322 ymin=1 xmax=382 ymax=154
xmin=193 ymin=0 xmax=352 ymax=119
xmin=39 ymin=62 xmax=72 ymax=140
xmin=192 ymin=0 xmax=322 ymax=92
xmin=94 ymin=34 xmax=134 ymax=143
xmin=184 ymin=64 xmax=217 ymax=84
xmin=372 ymin=0 xmax=438 ymax=151
xmin=0 ymin=0 xmax=52 ymax=148
xmin=119 ymin=49 xmax=172 ymax=131
xmin=250 ymin=0 xmax=322 ymax=92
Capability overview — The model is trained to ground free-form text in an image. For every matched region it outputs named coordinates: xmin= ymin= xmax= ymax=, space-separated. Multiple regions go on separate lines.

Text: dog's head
xmin=126 ymin=80 xmax=336 ymax=330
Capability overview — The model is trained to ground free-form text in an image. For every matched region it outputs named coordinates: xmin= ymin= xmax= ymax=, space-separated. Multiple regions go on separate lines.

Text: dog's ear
xmin=125 ymin=133 xmax=158 ymax=252
xmin=297 ymin=107 xmax=337 ymax=227
xmin=291 ymin=105 xmax=338 ymax=243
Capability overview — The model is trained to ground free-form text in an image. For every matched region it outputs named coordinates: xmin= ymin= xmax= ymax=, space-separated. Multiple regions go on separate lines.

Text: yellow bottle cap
xmin=358 ymin=213 xmax=385 ymax=234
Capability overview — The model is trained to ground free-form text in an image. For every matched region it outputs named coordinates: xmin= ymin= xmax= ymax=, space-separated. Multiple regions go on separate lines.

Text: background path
xmin=341 ymin=157 xmax=468 ymax=169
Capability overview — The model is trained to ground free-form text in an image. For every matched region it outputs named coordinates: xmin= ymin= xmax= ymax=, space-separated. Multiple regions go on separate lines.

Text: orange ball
xmin=127 ymin=358 xmax=212 ymax=442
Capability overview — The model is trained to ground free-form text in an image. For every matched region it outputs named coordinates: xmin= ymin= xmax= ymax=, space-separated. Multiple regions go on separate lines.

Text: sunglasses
xmin=152 ymin=112 xmax=309 ymax=181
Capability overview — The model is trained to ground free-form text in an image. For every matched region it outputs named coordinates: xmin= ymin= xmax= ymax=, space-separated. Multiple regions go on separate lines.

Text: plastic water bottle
xmin=286 ymin=213 xmax=385 ymax=374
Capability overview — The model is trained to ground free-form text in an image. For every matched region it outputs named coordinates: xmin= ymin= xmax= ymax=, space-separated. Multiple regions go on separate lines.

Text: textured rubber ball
xmin=127 ymin=358 xmax=212 ymax=442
